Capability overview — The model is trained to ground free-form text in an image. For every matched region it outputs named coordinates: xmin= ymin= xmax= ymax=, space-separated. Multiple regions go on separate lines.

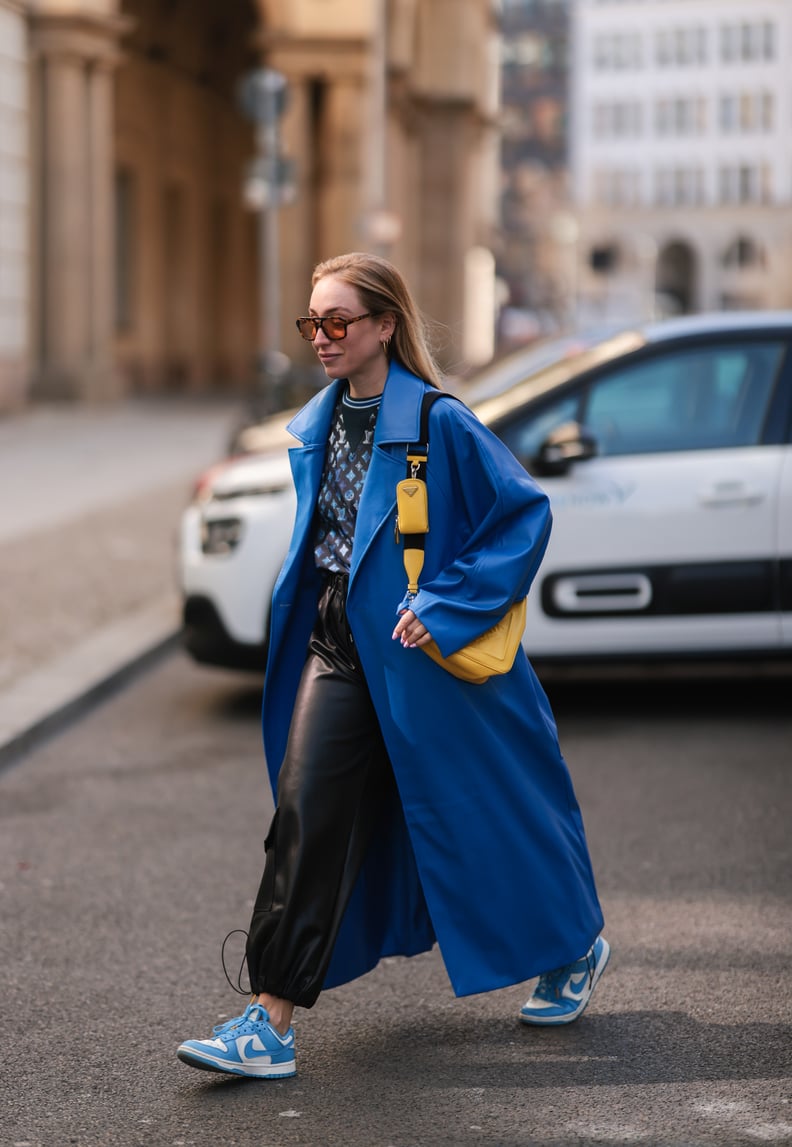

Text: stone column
xmin=0 ymin=0 xmax=29 ymax=412
xmin=86 ymin=59 xmax=117 ymax=396
xmin=30 ymin=12 xmax=127 ymax=400
xmin=316 ymin=75 xmax=367 ymax=261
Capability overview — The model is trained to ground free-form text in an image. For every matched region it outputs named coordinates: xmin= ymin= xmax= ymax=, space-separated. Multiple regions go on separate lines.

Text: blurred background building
xmin=6 ymin=0 xmax=792 ymax=415
xmin=497 ymin=0 xmax=572 ymax=348
xmin=570 ymin=0 xmax=792 ymax=327
xmin=0 ymin=0 xmax=501 ymax=412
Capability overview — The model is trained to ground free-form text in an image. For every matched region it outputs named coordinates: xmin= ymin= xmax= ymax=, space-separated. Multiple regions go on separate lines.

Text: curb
xmin=0 ymin=596 xmax=181 ymax=771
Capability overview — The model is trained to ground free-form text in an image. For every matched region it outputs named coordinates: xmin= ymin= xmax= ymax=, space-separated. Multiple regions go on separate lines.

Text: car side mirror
xmin=533 ymin=421 xmax=598 ymax=476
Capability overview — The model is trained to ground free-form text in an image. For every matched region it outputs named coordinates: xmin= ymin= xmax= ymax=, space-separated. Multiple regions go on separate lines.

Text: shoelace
xmin=221 ymin=928 xmax=253 ymax=996
xmin=212 ymin=1007 xmax=251 ymax=1036
xmin=211 ymin=1002 xmax=268 ymax=1037
xmin=534 ymin=948 xmax=595 ymax=1001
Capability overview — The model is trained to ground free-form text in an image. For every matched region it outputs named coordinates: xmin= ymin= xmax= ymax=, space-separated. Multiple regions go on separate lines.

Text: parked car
xmin=458 ymin=327 xmax=627 ymax=405
xmin=180 ymin=312 xmax=792 ymax=671
xmin=226 ymin=333 xmax=616 ymax=458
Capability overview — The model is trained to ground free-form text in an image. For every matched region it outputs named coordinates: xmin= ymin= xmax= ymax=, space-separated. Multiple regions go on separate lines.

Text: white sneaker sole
xmin=177 ymin=1044 xmax=297 ymax=1078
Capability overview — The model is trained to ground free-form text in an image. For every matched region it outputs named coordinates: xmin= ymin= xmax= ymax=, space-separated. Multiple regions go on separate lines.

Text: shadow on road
xmin=176 ymin=1008 xmax=792 ymax=1093
xmin=170 ymin=1006 xmax=792 ymax=1147
xmin=542 ymin=671 xmax=792 ymax=721
xmin=187 ymin=660 xmax=792 ymax=729
xmin=339 ymin=1009 xmax=792 ymax=1089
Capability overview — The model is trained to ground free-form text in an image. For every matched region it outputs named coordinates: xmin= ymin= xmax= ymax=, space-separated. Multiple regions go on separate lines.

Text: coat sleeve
xmin=398 ymin=398 xmax=552 ymax=657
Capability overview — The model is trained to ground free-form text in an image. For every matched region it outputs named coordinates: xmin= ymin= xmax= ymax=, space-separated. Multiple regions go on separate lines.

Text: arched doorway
xmin=656 ymin=240 xmax=697 ymax=315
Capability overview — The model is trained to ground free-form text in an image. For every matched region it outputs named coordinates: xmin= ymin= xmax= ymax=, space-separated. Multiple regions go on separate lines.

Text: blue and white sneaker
xmin=519 ymin=935 xmax=610 ymax=1026
xmin=177 ymin=1002 xmax=297 ymax=1078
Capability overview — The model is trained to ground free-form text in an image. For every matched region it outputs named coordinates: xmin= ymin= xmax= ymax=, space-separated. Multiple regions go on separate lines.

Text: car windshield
xmin=471 ymin=330 xmax=646 ymax=425
xmin=458 ymin=326 xmax=636 ymax=406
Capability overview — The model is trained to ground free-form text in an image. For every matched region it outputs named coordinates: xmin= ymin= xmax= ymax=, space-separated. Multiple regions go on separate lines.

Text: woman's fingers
xmin=392 ymin=609 xmax=432 ymax=648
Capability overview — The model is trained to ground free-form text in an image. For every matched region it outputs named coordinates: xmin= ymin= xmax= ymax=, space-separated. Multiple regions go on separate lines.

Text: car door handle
xmin=698 ymin=482 xmax=765 ymax=508
xmin=552 ymin=573 xmax=653 ymax=613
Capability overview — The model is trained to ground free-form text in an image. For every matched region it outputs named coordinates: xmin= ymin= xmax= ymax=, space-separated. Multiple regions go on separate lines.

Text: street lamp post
xmin=238 ymin=68 xmax=296 ymax=411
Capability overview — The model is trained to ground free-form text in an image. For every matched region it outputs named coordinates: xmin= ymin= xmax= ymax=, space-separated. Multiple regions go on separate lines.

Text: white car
xmin=180 ymin=312 xmax=792 ymax=671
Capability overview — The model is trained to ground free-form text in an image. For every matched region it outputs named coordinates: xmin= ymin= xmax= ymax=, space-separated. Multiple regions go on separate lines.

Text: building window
xmin=673 ymin=99 xmax=687 ymax=133
xmin=762 ymin=21 xmax=775 ymax=60
xmin=654 ymin=96 xmax=706 ymax=137
xmin=761 ymin=92 xmax=774 ymax=131
xmin=655 ymin=26 xmax=707 ymax=67
xmin=656 ymin=29 xmax=670 ymax=67
xmin=720 ymin=24 xmax=737 ymax=62
xmin=723 ymin=236 xmax=766 ymax=269
xmin=592 ymin=100 xmax=643 ymax=138
xmin=739 ymin=92 xmax=753 ymax=131
xmin=656 ymin=100 xmax=669 ymax=136
xmin=593 ymin=31 xmax=642 ymax=71
xmin=718 ymin=164 xmax=772 ymax=205
xmin=695 ymin=27 xmax=707 ymax=64
xmin=738 ymin=165 xmax=754 ymax=202
xmin=760 ymin=164 xmax=773 ymax=203
xmin=720 ymin=20 xmax=776 ymax=63
xmin=720 ymin=91 xmax=775 ymax=134
xmin=738 ymin=166 xmax=754 ymax=203
xmin=654 ymin=167 xmax=705 ymax=207
xmin=719 ymin=94 xmax=737 ymax=133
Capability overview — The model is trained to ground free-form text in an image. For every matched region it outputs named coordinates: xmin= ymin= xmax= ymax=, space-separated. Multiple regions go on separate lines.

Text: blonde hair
xmin=311 ymin=252 xmax=442 ymax=387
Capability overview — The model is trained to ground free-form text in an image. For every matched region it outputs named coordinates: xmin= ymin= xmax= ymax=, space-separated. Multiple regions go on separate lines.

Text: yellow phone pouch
xmin=396 ymin=478 xmax=429 ymax=535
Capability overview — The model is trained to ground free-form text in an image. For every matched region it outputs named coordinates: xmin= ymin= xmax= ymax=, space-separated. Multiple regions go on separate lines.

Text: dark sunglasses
xmin=295 ymin=313 xmax=379 ymax=341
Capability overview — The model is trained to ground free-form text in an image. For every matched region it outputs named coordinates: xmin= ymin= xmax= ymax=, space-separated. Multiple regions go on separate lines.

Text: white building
xmin=570 ymin=0 xmax=792 ymax=323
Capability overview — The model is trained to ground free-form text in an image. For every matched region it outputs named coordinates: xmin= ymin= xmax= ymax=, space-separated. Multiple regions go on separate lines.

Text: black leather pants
xmin=245 ymin=571 xmax=395 ymax=1007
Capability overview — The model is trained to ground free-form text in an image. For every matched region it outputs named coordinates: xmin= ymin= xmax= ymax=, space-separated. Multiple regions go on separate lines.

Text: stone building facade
xmin=0 ymin=0 xmax=500 ymax=411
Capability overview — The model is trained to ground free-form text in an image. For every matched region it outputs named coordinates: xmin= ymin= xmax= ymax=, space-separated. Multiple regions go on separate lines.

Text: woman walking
xmin=177 ymin=252 xmax=608 ymax=1079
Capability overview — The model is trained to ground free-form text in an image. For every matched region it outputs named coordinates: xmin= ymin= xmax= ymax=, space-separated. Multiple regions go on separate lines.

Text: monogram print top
xmin=313 ymin=388 xmax=382 ymax=574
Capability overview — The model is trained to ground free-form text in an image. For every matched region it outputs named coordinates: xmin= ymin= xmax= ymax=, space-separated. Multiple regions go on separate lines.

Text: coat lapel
xmin=274 ymin=381 xmax=340 ymax=597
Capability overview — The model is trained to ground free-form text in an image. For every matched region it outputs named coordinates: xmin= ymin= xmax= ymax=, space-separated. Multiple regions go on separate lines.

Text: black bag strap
xmin=399 ymin=390 xmax=455 ymax=600
xmin=404 ymin=388 xmax=446 ymax=483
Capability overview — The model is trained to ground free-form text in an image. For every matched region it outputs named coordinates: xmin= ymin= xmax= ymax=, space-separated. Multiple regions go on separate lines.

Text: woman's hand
xmin=392 ymin=609 xmax=433 ymax=649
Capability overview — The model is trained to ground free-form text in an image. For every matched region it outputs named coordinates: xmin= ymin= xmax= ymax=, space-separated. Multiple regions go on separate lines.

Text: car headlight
xmin=200 ymin=516 xmax=245 ymax=555
xmin=190 ymin=460 xmax=291 ymax=506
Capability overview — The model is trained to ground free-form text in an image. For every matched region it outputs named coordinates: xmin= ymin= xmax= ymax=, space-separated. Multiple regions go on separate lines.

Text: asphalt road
xmin=1 ymin=654 xmax=790 ymax=1147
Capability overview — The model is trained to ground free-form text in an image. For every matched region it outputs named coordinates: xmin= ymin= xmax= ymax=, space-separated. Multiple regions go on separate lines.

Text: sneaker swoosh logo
xmin=238 ymin=1036 xmax=277 ymax=1061
xmin=238 ymin=1032 xmax=294 ymax=1059
xmin=565 ymin=973 xmax=590 ymax=999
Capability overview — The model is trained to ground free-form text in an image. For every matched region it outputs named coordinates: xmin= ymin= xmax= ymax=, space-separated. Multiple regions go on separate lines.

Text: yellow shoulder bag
xmin=396 ymin=391 xmax=526 ymax=685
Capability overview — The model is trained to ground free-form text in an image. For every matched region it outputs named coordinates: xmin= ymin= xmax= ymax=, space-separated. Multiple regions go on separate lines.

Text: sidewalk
xmin=0 ymin=396 xmax=244 ymax=764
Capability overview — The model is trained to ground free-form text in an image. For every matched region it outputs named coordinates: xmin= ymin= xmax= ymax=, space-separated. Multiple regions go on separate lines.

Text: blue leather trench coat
xmin=262 ymin=363 xmax=604 ymax=997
